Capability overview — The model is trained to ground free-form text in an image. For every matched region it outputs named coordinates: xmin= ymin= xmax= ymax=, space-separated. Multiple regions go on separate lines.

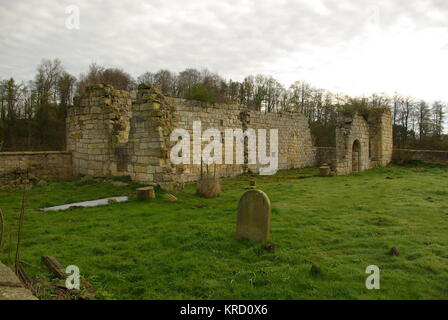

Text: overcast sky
xmin=1 ymin=0 xmax=447 ymax=101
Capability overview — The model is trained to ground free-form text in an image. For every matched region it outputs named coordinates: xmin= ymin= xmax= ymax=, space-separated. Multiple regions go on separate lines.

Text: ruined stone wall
xmin=66 ymin=84 xmax=131 ymax=177
xmin=393 ymin=149 xmax=448 ymax=164
xmin=169 ymin=98 xmax=245 ymax=182
xmin=0 ymin=151 xmax=73 ymax=181
xmin=334 ymin=110 xmax=393 ymax=175
xmin=316 ymin=147 xmax=336 ymax=166
xmin=245 ymin=110 xmax=316 ymax=170
xmin=373 ymin=111 xmax=393 ymax=166
xmin=169 ymin=97 xmax=316 ymax=183
xmin=67 ymin=83 xmax=318 ymax=188
xmin=126 ymin=84 xmax=180 ymax=189
xmin=335 ymin=114 xmax=371 ymax=175
xmin=68 ymin=84 xmax=395 ymax=187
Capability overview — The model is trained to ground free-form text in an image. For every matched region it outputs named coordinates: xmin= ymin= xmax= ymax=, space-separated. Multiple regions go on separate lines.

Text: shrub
xmin=185 ymin=83 xmax=215 ymax=103
xmin=196 ymin=175 xmax=221 ymax=198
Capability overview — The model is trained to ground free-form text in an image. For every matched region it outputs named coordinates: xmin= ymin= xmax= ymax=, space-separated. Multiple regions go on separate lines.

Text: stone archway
xmin=352 ymin=140 xmax=361 ymax=172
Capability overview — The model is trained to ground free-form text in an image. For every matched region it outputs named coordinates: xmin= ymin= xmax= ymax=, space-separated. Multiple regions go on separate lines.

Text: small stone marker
xmin=262 ymin=243 xmax=277 ymax=252
xmin=319 ymin=164 xmax=331 ymax=177
xmin=136 ymin=186 xmax=155 ymax=200
xmin=236 ymin=189 xmax=271 ymax=243
xmin=390 ymin=246 xmax=400 ymax=256
xmin=248 ymin=180 xmax=257 ymax=189
xmin=111 ymin=181 xmax=128 ymax=187
xmin=36 ymin=180 xmax=48 ymax=187
xmin=163 ymin=193 xmax=177 ymax=201
xmin=310 ymin=263 xmax=321 ymax=275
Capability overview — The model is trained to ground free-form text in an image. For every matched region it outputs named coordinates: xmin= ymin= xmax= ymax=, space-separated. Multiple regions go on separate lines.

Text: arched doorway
xmin=352 ymin=140 xmax=361 ymax=172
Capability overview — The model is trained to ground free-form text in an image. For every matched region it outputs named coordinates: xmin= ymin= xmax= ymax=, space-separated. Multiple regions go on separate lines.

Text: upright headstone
xmin=236 ymin=189 xmax=271 ymax=243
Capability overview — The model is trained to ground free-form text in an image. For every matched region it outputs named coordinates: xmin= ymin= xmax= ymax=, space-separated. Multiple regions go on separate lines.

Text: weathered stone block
xmin=319 ymin=165 xmax=331 ymax=177
xmin=136 ymin=186 xmax=155 ymax=200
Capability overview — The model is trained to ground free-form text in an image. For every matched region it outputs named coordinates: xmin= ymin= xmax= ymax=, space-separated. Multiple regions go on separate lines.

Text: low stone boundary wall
xmin=4 ymin=148 xmax=442 ymax=184
xmin=314 ymin=148 xmax=448 ymax=167
xmin=0 ymin=151 xmax=73 ymax=180
xmin=393 ymin=149 xmax=448 ymax=164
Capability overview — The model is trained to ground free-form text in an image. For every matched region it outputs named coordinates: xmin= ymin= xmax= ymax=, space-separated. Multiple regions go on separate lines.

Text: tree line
xmin=0 ymin=58 xmax=446 ymax=151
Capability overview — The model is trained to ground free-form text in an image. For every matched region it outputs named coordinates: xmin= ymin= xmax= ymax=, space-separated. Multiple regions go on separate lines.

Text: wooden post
xmin=41 ymin=256 xmax=65 ymax=279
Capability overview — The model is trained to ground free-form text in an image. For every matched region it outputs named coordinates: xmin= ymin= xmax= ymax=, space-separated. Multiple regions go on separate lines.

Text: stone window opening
xmin=178 ymin=136 xmax=183 ymax=157
xmin=352 ymin=140 xmax=361 ymax=172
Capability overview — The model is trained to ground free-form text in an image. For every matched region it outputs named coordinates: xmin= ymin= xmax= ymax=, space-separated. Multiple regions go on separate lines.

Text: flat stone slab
xmin=0 ymin=263 xmax=37 ymax=300
xmin=39 ymin=196 xmax=128 ymax=211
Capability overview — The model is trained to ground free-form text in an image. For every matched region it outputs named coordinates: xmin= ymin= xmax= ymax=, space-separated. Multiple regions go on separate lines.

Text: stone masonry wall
xmin=393 ymin=149 xmax=448 ymax=164
xmin=316 ymin=147 xmax=337 ymax=167
xmin=126 ymin=84 xmax=179 ymax=189
xmin=374 ymin=111 xmax=393 ymax=166
xmin=334 ymin=110 xmax=393 ymax=175
xmin=169 ymin=98 xmax=245 ymax=182
xmin=67 ymin=83 xmax=318 ymax=188
xmin=168 ymin=97 xmax=316 ymax=184
xmin=67 ymin=84 xmax=131 ymax=177
xmin=245 ymin=109 xmax=316 ymax=170
xmin=124 ymin=84 xmax=316 ymax=188
xmin=67 ymin=84 xmax=393 ymax=186
xmin=335 ymin=114 xmax=371 ymax=175
xmin=0 ymin=151 xmax=73 ymax=181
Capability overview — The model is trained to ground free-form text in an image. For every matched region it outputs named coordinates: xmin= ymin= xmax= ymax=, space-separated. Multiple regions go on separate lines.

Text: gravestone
xmin=236 ymin=189 xmax=271 ymax=243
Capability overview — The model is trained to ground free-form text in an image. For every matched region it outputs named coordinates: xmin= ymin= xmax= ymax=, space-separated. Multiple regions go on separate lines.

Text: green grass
xmin=0 ymin=164 xmax=447 ymax=300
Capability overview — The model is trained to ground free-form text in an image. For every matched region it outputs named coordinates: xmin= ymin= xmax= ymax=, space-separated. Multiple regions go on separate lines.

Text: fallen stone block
xmin=136 ymin=186 xmax=156 ymax=200
xmin=163 ymin=193 xmax=177 ymax=202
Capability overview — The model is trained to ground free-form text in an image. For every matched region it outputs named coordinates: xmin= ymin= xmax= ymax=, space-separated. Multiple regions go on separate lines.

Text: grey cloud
xmin=0 ymin=0 xmax=447 ymax=97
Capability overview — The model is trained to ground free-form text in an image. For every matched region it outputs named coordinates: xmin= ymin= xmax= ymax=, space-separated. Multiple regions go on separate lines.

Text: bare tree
xmin=35 ymin=58 xmax=64 ymax=105
xmin=77 ymin=63 xmax=134 ymax=95
xmin=431 ymin=101 xmax=445 ymax=137
xmin=417 ymin=100 xmax=431 ymax=140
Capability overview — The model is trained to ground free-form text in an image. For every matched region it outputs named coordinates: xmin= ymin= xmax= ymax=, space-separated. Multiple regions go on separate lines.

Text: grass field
xmin=0 ymin=163 xmax=447 ymax=299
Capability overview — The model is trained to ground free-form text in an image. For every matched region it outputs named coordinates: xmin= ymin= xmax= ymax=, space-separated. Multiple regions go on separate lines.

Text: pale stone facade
xmin=66 ymin=84 xmax=131 ymax=177
xmin=171 ymin=96 xmax=316 ymax=183
xmin=65 ymin=83 xmax=394 ymax=187
xmin=67 ymin=83 xmax=319 ymax=189
xmin=334 ymin=110 xmax=393 ymax=175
